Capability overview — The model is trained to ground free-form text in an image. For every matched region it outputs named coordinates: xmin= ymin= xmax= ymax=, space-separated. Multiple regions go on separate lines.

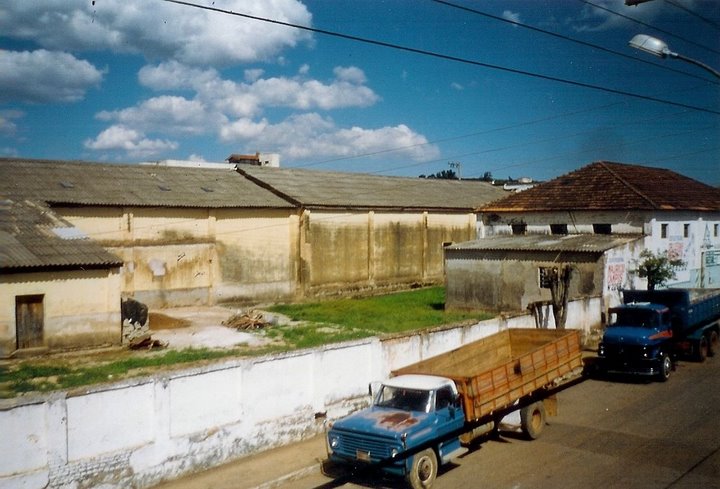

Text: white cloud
xmin=0 ymin=110 xmax=24 ymax=135
xmin=502 ymin=10 xmax=521 ymax=24
xmin=137 ymin=61 xmax=379 ymax=118
xmin=0 ymin=0 xmax=313 ymax=66
xmin=220 ymin=113 xmax=439 ymax=162
xmin=84 ymin=125 xmax=178 ymax=158
xmin=570 ymin=0 xmax=664 ymax=32
xmin=0 ymin=49 xmax=103 ymax=103
xmin=96 ymin=95 xmax=226 ymax=135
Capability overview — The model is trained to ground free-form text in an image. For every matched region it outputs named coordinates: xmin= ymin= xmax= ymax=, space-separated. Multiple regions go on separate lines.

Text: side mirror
xmin=368 ymin=381 xmax=381 ymax=400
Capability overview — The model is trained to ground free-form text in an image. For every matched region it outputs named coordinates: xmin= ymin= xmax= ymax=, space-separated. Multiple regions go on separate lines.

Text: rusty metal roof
xmin=0 ymin=158 xmax=293 ymax=209
xmin=447 ymin=234 xmax=643 ymax=254
xmin=481 ymin=161 xmax=720 ymax=213
xmin=238 ymin=166 xmax=507 ymax=210
xmin=0 ymin=198 xmax=123 ymax=270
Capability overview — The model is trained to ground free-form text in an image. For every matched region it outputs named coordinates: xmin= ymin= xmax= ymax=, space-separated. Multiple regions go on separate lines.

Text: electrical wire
xmin=577 ymin=0 xmax=720 ymax=54
xmin=664 ymin=0 xmax=720 ymax=31
xmin=431 ymin=0 xmax=719 ymax=84
xmin=161 ymin=0 xmax=720 ymax=117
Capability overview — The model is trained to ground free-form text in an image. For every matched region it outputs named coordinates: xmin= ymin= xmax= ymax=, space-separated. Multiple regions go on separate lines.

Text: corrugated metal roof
xmin=481 ymin=161 xmax=720 ymax=213
xmin=447 ymin=234 xmax=643 ymax=253
xmin=238 ymin=166 xmax=507 ymax=210
xmin=0 ymin=158 xmax=293 ymax=209
xmin=0 ymin=198 xmax=123 ymax=270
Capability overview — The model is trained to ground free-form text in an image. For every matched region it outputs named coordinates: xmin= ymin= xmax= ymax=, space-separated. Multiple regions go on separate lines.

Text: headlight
xmin=329 ymin=436 xmax=339 ymax=449
xmin=598 ymin=344 xmax=605 ymax=357
xmin=391 ymin=448 xmax=399 ymax=458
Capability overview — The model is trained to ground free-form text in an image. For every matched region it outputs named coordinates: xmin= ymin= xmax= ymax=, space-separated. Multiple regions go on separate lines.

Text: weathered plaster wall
xmin=303 ymin=210 xmax=475 ymax=296
xmin=444 ymin=249 xmax=603 ymax=312
xmin=57 ymin=206 xmax=298 ymax=306
xmin=0 ymin=298 xmax=599 ymax=489
xmin=0 ymin=269 xmax=122 ymax=357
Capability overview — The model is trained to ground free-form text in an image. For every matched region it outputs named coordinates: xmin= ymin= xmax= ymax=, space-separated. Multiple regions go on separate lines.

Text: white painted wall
xmin=0 ymin=297 xmax=600 ymax=489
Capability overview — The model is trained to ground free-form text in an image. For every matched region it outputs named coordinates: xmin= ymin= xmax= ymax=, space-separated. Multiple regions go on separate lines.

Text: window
xmin=593 ymin=224 xmax=612 ymax=235
xmin=715 ymin=224 xmax=719 ymax=238
xmin=511 ymin=223 xmax=527 ymax=235
xmin=683 ymin=223 xmax=690 ymax=238
xmin=539 ymin=267 xmax=555 ymax=289
xmin=661 ymin=223 xmax=668 ymax=239
xmin=550 ymin=224 xmax=568 ymax=235
xmin=435 ymin=386 xmax=455 ymax=410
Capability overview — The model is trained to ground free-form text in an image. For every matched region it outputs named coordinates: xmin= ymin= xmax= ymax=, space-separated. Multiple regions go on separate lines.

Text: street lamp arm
xmin=673 ymin=53 xmax=720 ymax=80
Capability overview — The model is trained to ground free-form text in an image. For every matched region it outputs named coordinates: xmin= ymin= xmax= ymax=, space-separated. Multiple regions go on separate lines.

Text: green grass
xmin=0 ymin=287 xmax=493 ymax=398
xmin=266 ymin=286 xmax=493 ymax=348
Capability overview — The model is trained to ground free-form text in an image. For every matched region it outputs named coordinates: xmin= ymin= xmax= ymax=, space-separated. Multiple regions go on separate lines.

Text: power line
xmin=577 ymin=0 xmax=720 ymax=55
xmin=161 ymin=0 xmax=720 ymax=116
xmin=664 ymin=0 xmax=720 ymax=31
xmin=431 ymin=0 xmax=719 ymax=84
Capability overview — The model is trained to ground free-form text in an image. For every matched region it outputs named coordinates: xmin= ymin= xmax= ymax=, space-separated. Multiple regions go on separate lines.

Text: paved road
xmin=281 ymin=357 xmax=720 ymax=489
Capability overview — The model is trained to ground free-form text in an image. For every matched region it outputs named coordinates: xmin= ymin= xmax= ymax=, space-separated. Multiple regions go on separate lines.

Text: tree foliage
xmin=636 ymin=249 xmax=684 ymax=291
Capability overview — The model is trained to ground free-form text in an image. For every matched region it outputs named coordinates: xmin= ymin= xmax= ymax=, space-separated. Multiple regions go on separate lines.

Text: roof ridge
xmin=598 ymin=161 xmax=660 ymax=209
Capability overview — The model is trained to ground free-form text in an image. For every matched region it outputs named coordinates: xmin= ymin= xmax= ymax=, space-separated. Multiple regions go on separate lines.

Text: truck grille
xmin=333 ymin=431 xmax=399 ymax=461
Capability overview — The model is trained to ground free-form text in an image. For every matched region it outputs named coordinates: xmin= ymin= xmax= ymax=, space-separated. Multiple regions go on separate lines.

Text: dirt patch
xmin=149 ymin=312 xmax=192 ymax=330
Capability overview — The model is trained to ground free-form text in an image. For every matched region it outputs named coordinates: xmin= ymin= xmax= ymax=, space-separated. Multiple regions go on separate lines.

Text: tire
xmin=658 ymin=353 xmax=672 ymax=382
xmin=406 ymin=448 xmax=437 ymax=489
xmin=696 ymin=336 xmax=709 ymax=362
xmin=520 ymin=401 xmax=546 ymax=440
xmin=708 ymin=331 xmax=719 ymax=357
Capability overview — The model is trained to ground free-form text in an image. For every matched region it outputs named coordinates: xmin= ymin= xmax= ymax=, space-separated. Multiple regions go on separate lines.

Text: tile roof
xmin=0 ymin=198 xmax=123 ymax=270
xmin=481 ymin=161 xmax=720 ymax=212
xmin=0 ymin=158 xmax=293 ymax=209
xmin=447 ymin=234 xmax=643 ymax=254
xmin=238 ymin=166 xmax=507 ymax=210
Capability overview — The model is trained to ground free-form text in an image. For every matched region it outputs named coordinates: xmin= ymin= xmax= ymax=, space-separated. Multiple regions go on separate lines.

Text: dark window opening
xmin=593 ymin=224 xmax=612 ymax=235
xmin=683 ymin=223 xmax=690 ymax=238
xmin=511 ymin=224 xmax=527 ymax=235
xmin=550 ymin=224 xmax=568 ymax=235
xmin=661 ymin=223 xmax=668 ymax=239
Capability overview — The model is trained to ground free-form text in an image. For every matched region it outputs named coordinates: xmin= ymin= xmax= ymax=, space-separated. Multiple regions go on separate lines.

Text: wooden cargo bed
xmin=392 ymin=328 xmax=583 ymax=422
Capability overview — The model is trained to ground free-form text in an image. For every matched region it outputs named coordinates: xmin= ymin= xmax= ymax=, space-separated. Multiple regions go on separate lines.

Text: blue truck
xmin=326 ymin=329 xmax=583 ymax=489
xmin=598 ymin=288 xmax=720 ymax=381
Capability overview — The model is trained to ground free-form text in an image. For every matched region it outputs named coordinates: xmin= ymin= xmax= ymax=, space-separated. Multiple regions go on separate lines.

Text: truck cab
xmin=327 ymin=374 xmax=467 ymax=488
xmin=598 ymin=302 xmax=674 ymax=380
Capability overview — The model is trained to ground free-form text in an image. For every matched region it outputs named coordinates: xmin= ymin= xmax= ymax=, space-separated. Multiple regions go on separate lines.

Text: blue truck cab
xmin=327 ymin=374 xmax=468 ymax=489
xmin=598 ymin=288 xmax=720 ymax=381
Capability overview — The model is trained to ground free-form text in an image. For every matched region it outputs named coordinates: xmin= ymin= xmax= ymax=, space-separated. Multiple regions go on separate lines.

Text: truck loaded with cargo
xmin=326 ymin=328 xmax=584 ymax=488
xmin=598 ymin=288 xmax=720 ymax=381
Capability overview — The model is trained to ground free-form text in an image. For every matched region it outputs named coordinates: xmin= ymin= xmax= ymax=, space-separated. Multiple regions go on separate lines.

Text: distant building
xmin=226 ymin=152 xmax=280 ymax=167
xmin=446 ymin=161 xmax=720 ymax=313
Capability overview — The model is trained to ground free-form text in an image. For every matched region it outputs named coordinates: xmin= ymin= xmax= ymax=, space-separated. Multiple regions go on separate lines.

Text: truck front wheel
xmin=520 ymin=401 xmax=546 ymax=440
xmin=658 ymin=353 xmax=672 ymax=382
xmin=707 ymin=331 xmax=718 ymax=357
xmin=406 ymin=448 xmax=437 ymax=489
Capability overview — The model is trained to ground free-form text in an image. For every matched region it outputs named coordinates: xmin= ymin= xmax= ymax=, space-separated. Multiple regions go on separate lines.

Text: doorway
xmin=16 ymin=295 xmax=44 ymax=349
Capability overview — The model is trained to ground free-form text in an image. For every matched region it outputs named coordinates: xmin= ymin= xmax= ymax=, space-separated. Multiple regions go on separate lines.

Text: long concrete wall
xmin=0 ymin=297 xmax=601 ymax=489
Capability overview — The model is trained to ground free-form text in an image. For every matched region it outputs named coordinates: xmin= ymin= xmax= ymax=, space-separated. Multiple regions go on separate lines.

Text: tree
xmin=635 ymin=249 xmax=684 ymax=291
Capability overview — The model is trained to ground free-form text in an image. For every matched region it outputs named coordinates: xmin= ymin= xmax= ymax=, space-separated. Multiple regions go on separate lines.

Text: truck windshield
xmin=609 ymin=309 xmax=657 ymax=328
xmin=375 ymin=386 xmax=431 ymax=413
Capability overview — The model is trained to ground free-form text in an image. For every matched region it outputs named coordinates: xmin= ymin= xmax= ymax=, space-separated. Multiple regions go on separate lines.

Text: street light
xmin=629 ymin=34 xmax=720 ymax=79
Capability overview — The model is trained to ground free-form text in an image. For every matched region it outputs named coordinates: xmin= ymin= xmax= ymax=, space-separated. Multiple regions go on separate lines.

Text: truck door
xmin=434 ymin=386 xmax=465 ymax=435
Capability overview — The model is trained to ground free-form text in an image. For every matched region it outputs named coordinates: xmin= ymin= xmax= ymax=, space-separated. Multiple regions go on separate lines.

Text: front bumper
xmin=598 ymin=344 xmax=663 ymax=376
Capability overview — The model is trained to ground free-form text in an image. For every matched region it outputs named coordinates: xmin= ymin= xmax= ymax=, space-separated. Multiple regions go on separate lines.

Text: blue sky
xmin=1 ymin=0 xmax=718 ymax=184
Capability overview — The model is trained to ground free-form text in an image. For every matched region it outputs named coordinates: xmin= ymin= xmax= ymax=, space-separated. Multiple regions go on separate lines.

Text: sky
xmin=0 ymin=0 xmax=718 ymax=185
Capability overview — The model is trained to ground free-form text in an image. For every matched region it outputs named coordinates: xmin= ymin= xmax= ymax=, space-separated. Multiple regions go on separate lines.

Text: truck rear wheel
xmin=406 ymin=448 xmax=437 ymax=489
xmin=708 ymin=331 xmax=719 ymax=357
xmin=696 ymin=336 xmax=709 ymax=362
xmin=520 ymin=401 xmax=546 ymax=440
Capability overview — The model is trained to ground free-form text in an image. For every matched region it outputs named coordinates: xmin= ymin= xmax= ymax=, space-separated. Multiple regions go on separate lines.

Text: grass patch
xmin=266 ymin=286 xmax=493 ymax=348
